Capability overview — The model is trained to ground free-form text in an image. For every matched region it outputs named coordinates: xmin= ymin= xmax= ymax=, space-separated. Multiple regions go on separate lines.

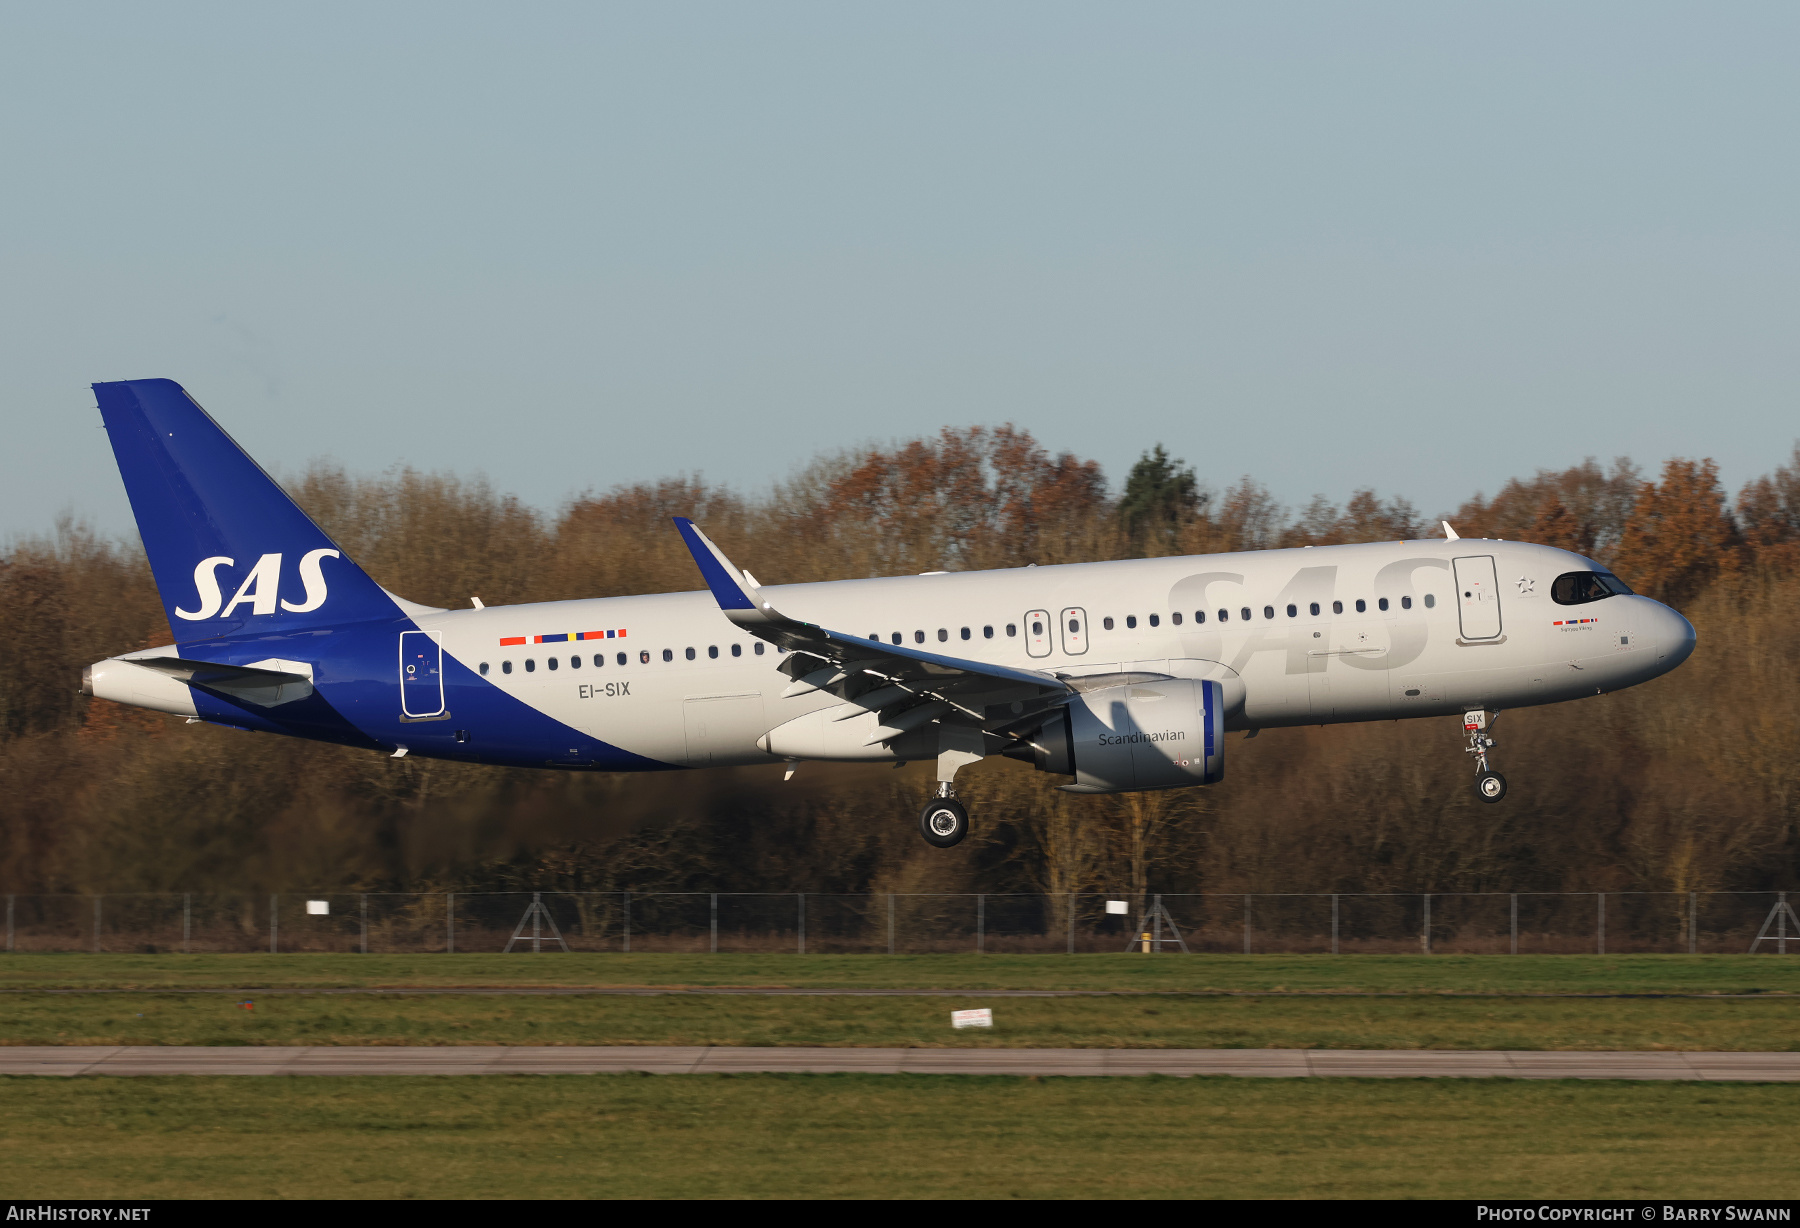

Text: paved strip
xmin=3 ymin=1046 xmax=1799 ymax=1080
xmin=2 ymin=987 xmax=1794 ymax=999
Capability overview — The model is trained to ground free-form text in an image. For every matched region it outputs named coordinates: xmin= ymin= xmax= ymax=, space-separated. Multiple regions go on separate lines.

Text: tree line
xmin=1 ymin=430 xmax=1796 ymax=903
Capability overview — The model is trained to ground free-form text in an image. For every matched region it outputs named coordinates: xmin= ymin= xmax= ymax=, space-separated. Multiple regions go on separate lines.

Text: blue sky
xmin=4 ymin=2 xmax=1797 ymax=539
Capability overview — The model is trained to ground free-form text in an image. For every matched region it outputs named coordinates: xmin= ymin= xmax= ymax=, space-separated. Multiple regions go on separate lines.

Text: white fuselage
xmin=402 ymin=538 xmax=1692 ymax=769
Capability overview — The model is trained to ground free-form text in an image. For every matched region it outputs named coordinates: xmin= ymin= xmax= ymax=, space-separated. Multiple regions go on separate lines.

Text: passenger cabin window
xmin=1172 ymin=612 xmax=1182 ymax=625
xmin=960 ymin=627 xmax=971 ymax=640
xmin=1148 ymin=614 xmax=1159 ymax=627
xmin=1030 ymin=619 xmax=1043 ymax=635
xmin=1263 ymin=606 xmax=1274 ymax=619
xmin=525 ymin=659 xmax=536 ymax=672
xmin=1401 ymin=596 xmax=1412 ymax=610
xmin=731 ymin=644 xmax=742 ymax=657
xmin=1103 ymin=617 xmax=1114 ymax=630
xmin=1309 ymin=602 xmax=1320 ymax=616
xmin=503 ymin=661 xmax=513 ymax=674
xmin=938 ymin=629 xmax=948 ymax=642
xmin=1126 ymin=615 xmax=1137 ymax=629
xmin=1006 ymin=624 xmax=1017 ymax=636
xmin=708 ymin=646 xmax=719 ymax=658
xmin=1241 ymin=607 xmax=1252 ymax=621
xmin=662 ymin=649 xmax=673 ymax=662
xmin=983 ymin=626 xmax=994 ymax=639
xmin=1552 ymin=571 xmax=1632 ymax=605
xmin=1218 ymin=609 xmax=1228 ymax=622
xmin=1423 ymin=594 xmax=1436 ymax=609
xmin=1333 ymin=601 xmax=1344 ymax=614
xmin=1378 ymin=597 xmax=1389 ymax=611
xmin=594 ymin=654 xmax=605 ymax=667
xmin=479 ymin=662 xmax=490 ymax=676
xmin=1355 ymin=599 xmax=1366 ymax=613
xmin=548 ymin=657 xmax=558 ymax=671
xmin=754 ymin=643 xmax=765 ymax=655
xmin=1195 ymin=610 xmax=1207 ymax=623
xmin=570 ymin=655 xmax=580 ymax=668
xmin=640 ymin=651 xmax=650 ymax=663
xmin=914 ymin=631 xmax=925 ymax=644
xmin=685 ymin=647 xmax=696 ymax=660
xmin=1286 ymin=604 xmax=1297 ymax=618
xmin=618 ymin=652 xmax=628 ymax=665
xmin=892 ymin=633 xmax=902 ymax=644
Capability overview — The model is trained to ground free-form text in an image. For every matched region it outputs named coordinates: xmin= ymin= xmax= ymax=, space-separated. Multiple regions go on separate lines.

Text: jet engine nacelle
xmin=1021 ymin=679 xmax=1225 ymax=794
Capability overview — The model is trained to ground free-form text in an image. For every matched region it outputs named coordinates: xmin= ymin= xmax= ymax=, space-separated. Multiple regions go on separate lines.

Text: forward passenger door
xmin=1452 ymin=555 xmax=1504 ymax=640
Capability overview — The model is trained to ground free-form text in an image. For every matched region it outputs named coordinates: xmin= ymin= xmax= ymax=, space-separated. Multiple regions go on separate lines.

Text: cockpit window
xmin=1552 ymin=571 xmax=1633 ymax=605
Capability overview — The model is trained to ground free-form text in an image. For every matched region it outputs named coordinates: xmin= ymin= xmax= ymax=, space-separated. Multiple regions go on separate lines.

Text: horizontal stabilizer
xmin=129 ymin=656 xmax=315 ymax=707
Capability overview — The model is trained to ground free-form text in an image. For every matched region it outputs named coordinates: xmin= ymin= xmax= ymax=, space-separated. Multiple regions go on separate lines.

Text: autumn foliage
xmin=1 ymin=433 xmax=1796 ymax=903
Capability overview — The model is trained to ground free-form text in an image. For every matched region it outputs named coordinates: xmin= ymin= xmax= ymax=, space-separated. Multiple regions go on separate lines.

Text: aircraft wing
xmin=674 ymin=518 xmax=1068 ymax=740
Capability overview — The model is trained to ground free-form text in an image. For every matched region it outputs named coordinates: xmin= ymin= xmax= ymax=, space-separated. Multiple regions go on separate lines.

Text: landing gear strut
xmin=919 ymin=785 xmax=969 ymax=848
xmin=1464 ymin=709 xmax=1507 ymax=803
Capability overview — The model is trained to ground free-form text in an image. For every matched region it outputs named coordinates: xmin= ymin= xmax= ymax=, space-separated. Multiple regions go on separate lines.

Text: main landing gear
xmin=919 ymin=786 xmax=970 ymax=848
xmin=1463 ymin=709 xmax=1507 ymax=803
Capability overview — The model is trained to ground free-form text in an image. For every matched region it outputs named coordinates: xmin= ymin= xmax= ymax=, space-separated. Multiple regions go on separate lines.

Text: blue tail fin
xmin=94 ymin=379 xmax=401 ymax=643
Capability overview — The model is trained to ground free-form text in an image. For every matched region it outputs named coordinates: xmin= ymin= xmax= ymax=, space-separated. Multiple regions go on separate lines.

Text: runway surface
xmin=4 ymin=1046 xmax=1798 ymax=1079
xmin=4 ymin=987 xmax=1793 ymax=998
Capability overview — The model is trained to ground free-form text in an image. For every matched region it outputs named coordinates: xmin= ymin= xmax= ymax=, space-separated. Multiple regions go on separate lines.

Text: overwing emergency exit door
xmin=1452 ymin=555 xmax=1503 ymax=640
xmin=400 ymin=630 xmax=445 ymax=717
xmin=1024 ymin=610 xmax=1052 ymax=658
xmin=1059 ymin=607 xmax=1088 ymax=655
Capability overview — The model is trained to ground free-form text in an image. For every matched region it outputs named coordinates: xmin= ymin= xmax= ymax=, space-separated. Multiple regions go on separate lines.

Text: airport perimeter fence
xmin=1 ymin=889 xmax=1798 ymax=956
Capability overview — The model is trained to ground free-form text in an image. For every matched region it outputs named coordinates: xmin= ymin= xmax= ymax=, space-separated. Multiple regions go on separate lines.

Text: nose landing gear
xmin=1464 ymin=710 xmax=1507 ymax=803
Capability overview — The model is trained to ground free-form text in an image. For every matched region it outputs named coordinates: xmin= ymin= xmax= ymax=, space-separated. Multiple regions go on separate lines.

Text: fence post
xmin=446 ymin=893 xmax=455 ymax=954
xmin=1243 ymin=894 xmax=1252 ymax=955
xmin=1422 ymin=894 xmax=1431 ymax=955
xmin=1067 ymin=893 xmax=1075 ymax=955
xmin=710 ymin=893 xmax=718 ymax=954
xmin=183 ymin=893 xmax=191 ymax=955
xmin=1510 ymin=894 xmax=1518 ymax=955
xmin=93 ymin=895 xmax=102 ymax=954
xmin=887 ymin=893 xmax=895 ymax=955
xmin=1689 ymin=892 xmax=1698 ymax=954
xmin=1152 ymin=893 xmax=1163 ymax=952
xmin=623 ymin=891 xmax=631 ymax=953
xmin=360 ymin=893 xmax=369 ymax=955
xmin=269 ymin=894 xmax=278 ymax=953
xmin=797 ymin=893 xmax=805 ymax=955
xmin=6 ymin=893 xmax=12 ymax=953
xmin=1597 ymin=893 xmax=1605 ymax=955
xmin=977 ymin=894 xmax=985 ymax=954
xmin=1330 ymin=894 xmax=1339 ymax=955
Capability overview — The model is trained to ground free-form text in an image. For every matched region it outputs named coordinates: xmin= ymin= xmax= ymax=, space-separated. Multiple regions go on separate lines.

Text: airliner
xmin=82 ymin=379 xmax=1697 ymax=847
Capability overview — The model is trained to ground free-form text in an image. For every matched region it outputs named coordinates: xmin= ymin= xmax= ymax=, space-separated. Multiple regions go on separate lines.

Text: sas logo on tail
xmin=175 ymin=549 xmax=340 ymax=621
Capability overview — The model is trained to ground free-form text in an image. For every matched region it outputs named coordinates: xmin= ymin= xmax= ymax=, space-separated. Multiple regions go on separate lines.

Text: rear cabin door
xmin=1452 ymin=555 xmax=1503 ymax=640
xmin=399 ymin=630 xmax=445 ymax=717
xmin=1024 ymin=609 xmax=1052 ymax=658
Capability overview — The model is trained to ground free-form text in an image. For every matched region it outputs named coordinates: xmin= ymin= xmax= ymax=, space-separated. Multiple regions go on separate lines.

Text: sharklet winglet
xmin=672 ymin=517 xmax=760 ymax=612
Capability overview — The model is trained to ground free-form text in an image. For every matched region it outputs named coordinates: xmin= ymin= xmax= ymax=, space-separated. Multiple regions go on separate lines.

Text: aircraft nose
xmin=1648 ymin=600 xmax=1696 ymax=669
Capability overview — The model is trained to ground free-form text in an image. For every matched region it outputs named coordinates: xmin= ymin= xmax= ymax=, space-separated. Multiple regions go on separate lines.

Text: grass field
xmin=7 ymin=954 xmax=1795 ymax=1198
xmin=3 ymin=951 xmax=1798 ymax=994
xmin=5 ymin=989 xmax=1798 ymax=1050
xmin=1 ymin=1074 xmax=1796 ymax=1199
